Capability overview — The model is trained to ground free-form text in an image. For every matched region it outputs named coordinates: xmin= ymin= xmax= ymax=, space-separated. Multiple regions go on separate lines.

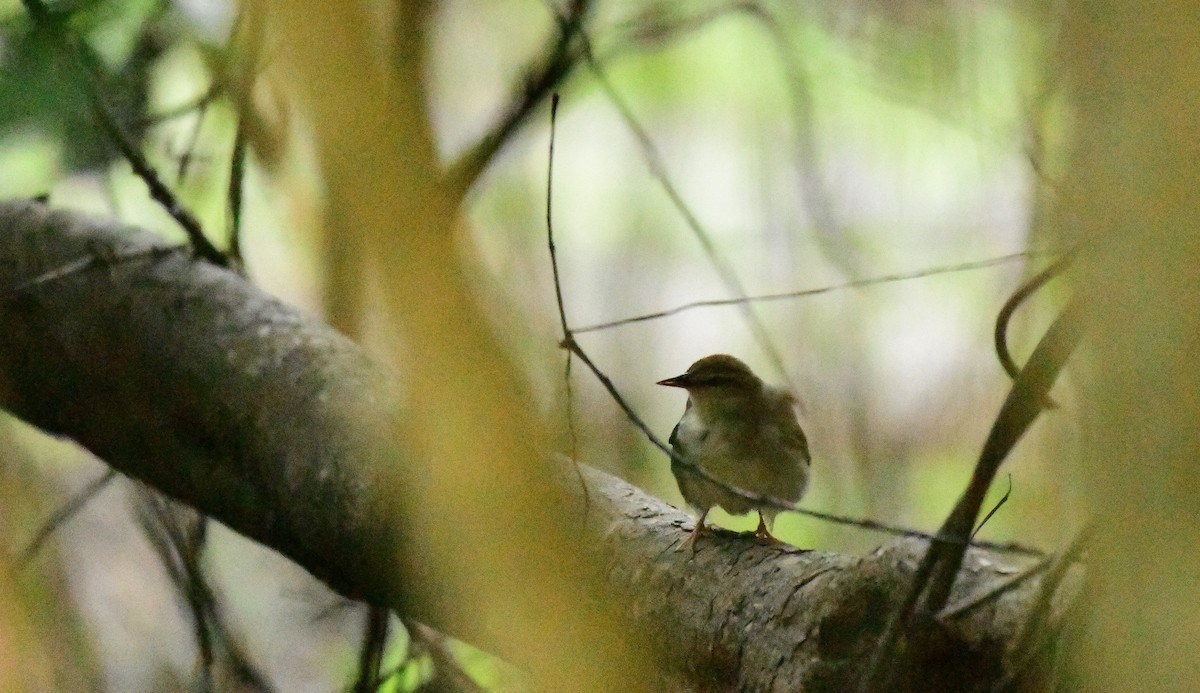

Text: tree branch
xmin=0 ymin=199 xmax=1066 ymax=691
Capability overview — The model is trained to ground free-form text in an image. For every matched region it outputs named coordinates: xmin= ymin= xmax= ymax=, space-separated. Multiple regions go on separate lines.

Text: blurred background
xmin=0 ymin=0 xmax=1079 ymax=690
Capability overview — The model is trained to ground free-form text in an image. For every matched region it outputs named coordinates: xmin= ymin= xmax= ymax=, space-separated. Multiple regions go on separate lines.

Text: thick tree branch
xmin=0 ymin=200 xmax=1063 ymax=691
xmin=0 ymin=200 xmax=404 ymax=606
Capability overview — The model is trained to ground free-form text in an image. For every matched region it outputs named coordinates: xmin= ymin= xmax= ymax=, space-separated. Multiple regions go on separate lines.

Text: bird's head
xmin=657 ymin=354 xmax=765 ymax=417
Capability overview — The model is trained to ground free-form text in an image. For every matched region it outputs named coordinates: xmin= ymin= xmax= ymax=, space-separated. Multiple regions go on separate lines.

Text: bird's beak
xmin=657 ymin=374 xmax=689 ymax=388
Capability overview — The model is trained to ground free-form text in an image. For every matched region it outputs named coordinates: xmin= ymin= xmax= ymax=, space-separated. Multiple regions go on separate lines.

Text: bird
xmin=657 ymin=354 xmax=810 ymax=552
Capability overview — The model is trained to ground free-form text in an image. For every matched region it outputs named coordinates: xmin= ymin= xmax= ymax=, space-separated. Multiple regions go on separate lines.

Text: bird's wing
xmin=768 ymin=388 xmax=810 ymax=460
xmin=779 ymin=414 xmax=810 ymax=458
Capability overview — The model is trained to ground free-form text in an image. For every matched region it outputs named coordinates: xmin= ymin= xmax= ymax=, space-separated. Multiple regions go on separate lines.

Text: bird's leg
xmin=753 ymin=512 xmax=778 ymax=542
xmin=678 ymin=509 xmax=710 ymax=553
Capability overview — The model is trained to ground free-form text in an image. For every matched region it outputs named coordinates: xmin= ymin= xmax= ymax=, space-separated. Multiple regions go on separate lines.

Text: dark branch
xmin=861 ymin=296 xmax=1086 ymax=691
xmin=444 ymin=0 xmax=593 ymax=200
xmin=20 ymin=0 xmax=228 ymax=266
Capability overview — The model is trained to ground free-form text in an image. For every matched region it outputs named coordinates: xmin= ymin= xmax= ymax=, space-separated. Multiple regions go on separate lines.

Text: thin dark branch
xmin=444 ymin=0 xmax=592 ymax=200
xmin=403 ymin=619 xmax=489 ymax=693
xmin=20 ymin=0 xmax=229 ymax=266
xmin=135 ymin=490 xmax=274 ymax=692
xmin=925 ymin=297 xmax=1085 ymax=608
xmin=228 ymin=121 xmax=248 ymax=270
xmin=17 ymin=469 xmax=119 ymax=568
xmin=353 ymin=606 xmax=391 ymax=693
xmin=994 ymin=250 xmax=1076 ymax=380
xmin=136 ymin=492 xmax=217 ymax=692
xmin=225 ymin=0 xmax=265 ymax=274
xmin=860 ymin=296 xmax=1086 ymax=692
xmin=546 ymin=94 xmax=570 ymax=338
xmin=971 ymin=473 xmax=1012 ymax=539
xmin=939 ymin=553 xmax=1051 ymax=620
xmin=574 ymin=251 xmax=1045 ymax=334
xmin=4 ymin=243 xmax=186 ymax=300
xmin=1003 ymin=525 xmax=1093 ymax=670
xmin=545 ymin=93 xmax=589 ymax=516
xmin=935 ymin=525 xmax=1087 ymax=625
xmin=137 ymin=84 xmax=223 ymax=128
xmin=174 ymin=98 xmax=212 ymax=182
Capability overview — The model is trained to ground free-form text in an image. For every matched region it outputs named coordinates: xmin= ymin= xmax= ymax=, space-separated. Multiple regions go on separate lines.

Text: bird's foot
xmin=752 ymin=513 xmax=779 ymax=542
xmin=677 ymin=519 xmax=708 ymax=554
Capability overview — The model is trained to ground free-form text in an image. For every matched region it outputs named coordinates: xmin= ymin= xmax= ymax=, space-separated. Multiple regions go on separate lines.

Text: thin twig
xmin=20 ymin=0 xmax=228 ymax=266
xmin=17 ymin=469 xmax=119 ymax=568
xmin=174 ymin=98 xmax=212 ymax=182
xmin=225 ymin=0 xmax=264 ymax=274
xmin=1000 ymin=525 xmax=1093 ymax=685
xmin=4 ymin=243 xmax=186 ymax=301
xmin=574 ymin=251 xmax=1045 ymax=334
xmin=445 ymin=0 xmax=592 ymax=201
xmin=609 ymin=0 xmax=865 ymax=283
xmin=994 ymin=250 xmax=1076 ymax=381
xmin=401 ymin=619 xmax=489 ymax=693
xmin=938 ymin=555 xmax=1050 ymax=620
xmin=352 ymin=606 xmax=391 ymax=693
xmin=971 ymin=473 xmax=1012 ymax=539
xmin=546 ymin=93 xmax=590 ymax=516
xmin=136 ymin=493 xmax=217 ymax=692
xmin=135 ymin=490 xmax=274 ymax=692
xmin=228 ymin=121 xmax=248 ymax=270
xmin=925 ymin=298 xmax=1085 ymax=609
xmin=137 ymin=85 xmax=224 ymax=128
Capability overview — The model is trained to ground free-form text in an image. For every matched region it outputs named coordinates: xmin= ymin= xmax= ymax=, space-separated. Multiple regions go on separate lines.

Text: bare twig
xmin=228 ymin=122 xmax=248 ymax=270
xmin=174 ymin=98 xmax=212 ymax=182
xmin=225 ymin=1 xmax=265 ymax=273
xmin=937 ymin=523 xmax=1089 ymax=624
xmin=4 ymin=243 xmax=186 ymax=301
xmin=137 ymin=85 xmax=223 ymax=128
xmin=16 ymin=469 xmax=119 ymax=568
xmin=545 ymin=93 xmax=589 ymax=516
xmin=994 ymin=250 xmax=1076 ymax=381
xmin=135 ymin=493 xmax=217 ymax=691
xmin=609 ymin=0 xmax=870 ymax=285
xmin=20 ymin=0 xmax=228 ymax=266
xmin=444 ymin=0 xmax=593 ymax=200
xmin=574 ymin=250 xmax=1044 ymax=334
xmin=971 ymin=474 xmax=1012 ymax=539
xmin=925 ymin=297 xmax=1085 ymax=608
xmin=352 ymin=606 xmax=391 ymax=693
xmin=135 ymin=490 xmax=274 ymax=692
xmin=939 ymin=555 xmax=1050 ymax=620
xmin=402 ymin=619 xmax=488 ymax=693
xmin=998 ymin=525 xmax=1093 ymax=690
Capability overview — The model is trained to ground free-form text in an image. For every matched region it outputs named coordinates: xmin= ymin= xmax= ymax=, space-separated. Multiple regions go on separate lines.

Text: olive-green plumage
xmin=658 ymin=354 xmax=810 ymax=551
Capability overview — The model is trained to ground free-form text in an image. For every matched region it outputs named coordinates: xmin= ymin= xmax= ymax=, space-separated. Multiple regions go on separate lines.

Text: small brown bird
xmin=658 ymin=354 xmax=810 ymax=552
